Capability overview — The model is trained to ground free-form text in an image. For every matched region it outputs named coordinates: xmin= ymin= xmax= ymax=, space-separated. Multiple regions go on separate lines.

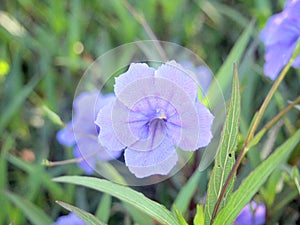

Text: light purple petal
xmin=124 ymin=137 xmax=178 ymax=178
xmin=260 ymin=0 xmax=300 ymax=79
xmin=155 ymin=60 xmax=198 ymax=100
xmin=73 ymin=146 xmax=94 ymax=174
xmin=195 ymin=66 xmax=212 ymax=94
xmin=56 ymin=122 xmax=75 ymax=147
xmin=95 ymin=98 xmax=126 ymax=151
xmin=292 ymin=53 xmax=300 ymax=67
xmin=52 ymin=213 xmax=86 ymax=225
xmin=111 ymin=77 xmax=202 ymax=151
xmin=73 ymin=91 xmax=100 ymax=121
xmin=180 ymin=62 xmax=212 ymax=94
xmin=260 ymin=13 xmax=289 ymax=45
xmin=264 ymin=43 xmax=295 ymax=80
xmin=169 ymin=102 xmax=213 ymax=151
xmin=75 ymin=133 xmax=121 ymax=174
xmin=114 ymin=63 xmax=155 ymax=99
xmin=234 ymin=201 xmax=266 ymax=225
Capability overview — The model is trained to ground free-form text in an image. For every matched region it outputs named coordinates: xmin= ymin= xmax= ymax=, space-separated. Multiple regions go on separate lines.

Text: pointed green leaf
xmin=57 ymin=201 xmax=106 ymax=225
xmin=53 ymin=176 xmax=179 ymax=225
xmin=194 ymin=205 xmax=204 ymax=225
xmin=5 ymin=191 xmax=53 ymax=225
xmin=95 ymin=194 xmax=111 ymax=223
xmin=204 ymin=65 xmax=241 ymax=225
xmin=173 ymin=206 xmax=188 ymax=225
xmin=213 ymin=129 xmax=300 ymax=225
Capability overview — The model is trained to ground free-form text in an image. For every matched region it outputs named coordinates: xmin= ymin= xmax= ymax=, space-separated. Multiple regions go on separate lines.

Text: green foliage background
xmin=0 ymin=0 xmax=299 ymax=224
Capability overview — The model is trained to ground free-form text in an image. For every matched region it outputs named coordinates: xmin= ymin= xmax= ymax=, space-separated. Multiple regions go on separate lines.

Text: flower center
xmin=155 ymin=108 xmax=167 ymax=121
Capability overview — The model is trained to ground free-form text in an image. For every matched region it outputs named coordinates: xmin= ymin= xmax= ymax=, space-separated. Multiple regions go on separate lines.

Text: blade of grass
xmin=173 ymin=170 xmax=203 ymax=215
xmin=0 ymin=74 xmax=41 ymax=134
xmin=5 ymin=191 xmax=53 ymax=225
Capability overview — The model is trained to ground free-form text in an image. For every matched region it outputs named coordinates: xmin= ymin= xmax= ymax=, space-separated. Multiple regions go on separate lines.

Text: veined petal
xmin=169 ymin=102 xmax=213 ymax=151
xmin=155 ymin=60 xmax=198 ymax=100
xmin=124 ymin=137 xmax=178 ymax=178
xmin=112 ymin=77 xmax=201 ymax=151
xmin=114 ymin=63 xmax=155 ymax=99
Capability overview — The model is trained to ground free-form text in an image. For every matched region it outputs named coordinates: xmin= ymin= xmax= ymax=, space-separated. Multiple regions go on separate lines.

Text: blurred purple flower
xmin=180 ymin=61 xmax=212 ymax=94
xmin=260 ymin=0 xmax=300 ymax=80
xmin=57 ymin=91 xmax=121 ymax=174
xmin=52 ymin=213 xmax=86 ymax=225
xmin=95 ymin=61 xmax=214 ymax=178
xmin=233 ymin=201 xmax=266 ymax=225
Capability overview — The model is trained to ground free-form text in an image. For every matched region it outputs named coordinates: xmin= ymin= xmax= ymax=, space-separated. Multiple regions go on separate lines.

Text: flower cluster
xmin=95 ymin=61 xmax=214 ymax=178
xmin=233 ymin=201 xmax=266 ymax=225
xmin=57 ymin=91 xmax=121 ymax=174
xmin=260 ymin=0 xmax=300 ymax=80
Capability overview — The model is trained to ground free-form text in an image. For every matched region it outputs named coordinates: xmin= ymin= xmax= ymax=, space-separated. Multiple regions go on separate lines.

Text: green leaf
xmin=213 ymin=129 xmax=300 ymax=225
xmin=0 ymin=75 xmax=41 ymax=134
xmin=53 ymin=176 xmax=179 ymax=225
xmin=0 ymin=136 xmax=14 ymax=224
xmin=194 ymin=205 xmax=204 ymax=225
xmin=123 ymin=203 xmax=155 ymax=225
xmin=204 ymin=65 xmax=241 ymax=225
xmin=95 ymin=194 xmax=111 ymax=223
xmin=173 ymin=171 xmax=203 ymax=215
xmin=5 ymin=191 xmax=53 ymax=225
xmin=56 ymin=201 xmax=106 ymax=225
xmin=173 ymin=206 xmax=188 ymax=225
xmin=207 ymin=21 xmax=254 ymax=103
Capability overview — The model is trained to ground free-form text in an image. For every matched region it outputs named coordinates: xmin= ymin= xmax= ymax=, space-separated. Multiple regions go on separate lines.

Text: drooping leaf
xmin=213 ymin=129 xmax=300 ymax=225
xmin=57 ymin=201 xmax=106 ymax=225
xmin=204 ymin=65 xmax=241 ymax=225
xmin=5 ymin=191 xmax=53 ymax=225
xmin=53 ymin=176 xmax=179 ymax=225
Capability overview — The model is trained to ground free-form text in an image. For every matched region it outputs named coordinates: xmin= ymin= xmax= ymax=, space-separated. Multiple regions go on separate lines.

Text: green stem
xmin=212 ymin=57 xmax=295 ymax=221
xmin=251 ymin=95 xmax=300 ymax=145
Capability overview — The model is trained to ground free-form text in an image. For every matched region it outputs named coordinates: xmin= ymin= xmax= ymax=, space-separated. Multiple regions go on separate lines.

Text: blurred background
xmin=0 ymin=0 xmax=299 ymax=224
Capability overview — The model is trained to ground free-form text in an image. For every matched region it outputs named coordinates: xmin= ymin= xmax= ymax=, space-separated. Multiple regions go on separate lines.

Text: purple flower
xmin=233 ymin=201 xmax=266 ymax=225
xmin=57 ymin=91 xmax=121 ymax=174
xmin=260 ymin=0 xmax=300 ymax=80
xmin=95 ymin=61 xmax=214 ymax=178
xmin=180 ymin=61 xmax=212 ymax=94
xmin=52 ymin=213 xmax=86 ymax=225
